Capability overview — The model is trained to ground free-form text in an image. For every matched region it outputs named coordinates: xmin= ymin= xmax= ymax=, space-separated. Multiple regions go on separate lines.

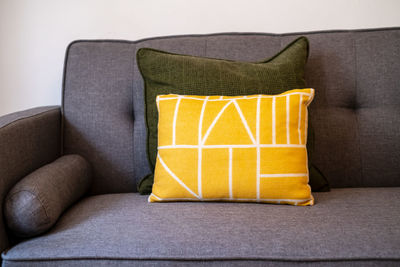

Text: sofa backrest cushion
xmin=62 ymin=28 xmax=400 ymax=194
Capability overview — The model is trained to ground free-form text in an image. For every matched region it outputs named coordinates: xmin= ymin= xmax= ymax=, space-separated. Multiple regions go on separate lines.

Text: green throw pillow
xmin=137 ymin=36 xmax=330 ymax=194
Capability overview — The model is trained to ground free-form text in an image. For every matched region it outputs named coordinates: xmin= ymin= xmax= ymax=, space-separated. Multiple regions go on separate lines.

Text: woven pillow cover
xmin=149 ymin=88 xmax=314 ymax=206
xmin=137 ymin=36 xmax=329 ymax=194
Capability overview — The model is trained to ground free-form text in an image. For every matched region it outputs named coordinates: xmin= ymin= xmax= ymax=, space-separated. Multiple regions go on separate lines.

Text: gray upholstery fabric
xmin=3 ymin=259 xmax=400 ymax=267
xmin=62 ymin=28 xmax=400 ymax=194
xmin=3 ymin=188 xmax=400 ymax=265
xmin=62 ymin=42 xmax=139 ymax=194
xmin=4 ymin=155 xmax=91 ymax=237
xmin=0 ymin=106 xmax=61 ymax=258
xmin=355 ymin=31 xmax=400 ymax=186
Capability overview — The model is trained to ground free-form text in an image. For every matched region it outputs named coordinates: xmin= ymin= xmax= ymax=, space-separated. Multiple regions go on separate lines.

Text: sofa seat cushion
xmin=2 ymin=188 xmax=400 ymax=266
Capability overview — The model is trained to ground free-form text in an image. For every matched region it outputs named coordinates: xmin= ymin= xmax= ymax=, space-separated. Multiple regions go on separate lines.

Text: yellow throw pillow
xmin=150 ymin=88 xmax=314 ymax=206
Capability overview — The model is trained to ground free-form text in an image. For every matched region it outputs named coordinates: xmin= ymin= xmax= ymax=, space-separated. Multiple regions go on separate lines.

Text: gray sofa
xmin=1 ymin=27 xmax=400 ymax=266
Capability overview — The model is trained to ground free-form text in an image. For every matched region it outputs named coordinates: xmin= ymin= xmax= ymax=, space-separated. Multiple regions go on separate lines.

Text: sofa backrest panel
xmin=62 ymin=28 xmax=400 ymax=194
xmin=63 ymin=42 xmax=141 ymax=194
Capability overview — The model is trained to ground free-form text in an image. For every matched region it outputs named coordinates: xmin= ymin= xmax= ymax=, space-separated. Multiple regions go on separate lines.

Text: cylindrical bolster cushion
xmin=4 ymin=154 xmax=91 ymax=237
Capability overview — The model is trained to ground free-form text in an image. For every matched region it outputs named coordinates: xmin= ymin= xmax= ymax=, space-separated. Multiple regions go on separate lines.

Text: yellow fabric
xmin=150 ymin=89 xmax=315 ymax=206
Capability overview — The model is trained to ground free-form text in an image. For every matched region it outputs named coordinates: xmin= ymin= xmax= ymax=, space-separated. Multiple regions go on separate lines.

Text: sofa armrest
xmin=0 ymin=106 xmax=61 ymax=255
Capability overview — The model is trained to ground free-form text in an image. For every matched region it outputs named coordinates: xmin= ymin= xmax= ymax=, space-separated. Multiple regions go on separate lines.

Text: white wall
xmin=1 ymin=0 xmax=400 ymax=116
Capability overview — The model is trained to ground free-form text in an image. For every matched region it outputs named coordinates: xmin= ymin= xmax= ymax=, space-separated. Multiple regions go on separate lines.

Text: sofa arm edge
xmin=0 ymin=106 xmax=62 ymax=256
xmin=0 ymin=106 xmax=61 ymax=128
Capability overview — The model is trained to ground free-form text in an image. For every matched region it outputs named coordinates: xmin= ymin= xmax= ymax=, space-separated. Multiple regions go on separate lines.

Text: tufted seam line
xmin=353 ymin=33 xmax=364 ymax=187
xmin=131 ymin=43 xmax=137 ymax=187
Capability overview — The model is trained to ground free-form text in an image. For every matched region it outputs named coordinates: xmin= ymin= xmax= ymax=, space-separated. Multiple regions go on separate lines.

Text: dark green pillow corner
xmin=137 ymin=36 xmax=330 ymax=194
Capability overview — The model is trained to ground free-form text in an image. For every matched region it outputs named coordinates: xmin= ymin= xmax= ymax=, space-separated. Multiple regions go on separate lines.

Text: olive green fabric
xmin=137 ymin=36 xmax=329 ymax=194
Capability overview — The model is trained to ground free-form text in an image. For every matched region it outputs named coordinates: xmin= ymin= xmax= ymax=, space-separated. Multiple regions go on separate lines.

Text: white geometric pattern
xmin=150 ymin=89 xmax=314 ymax=205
